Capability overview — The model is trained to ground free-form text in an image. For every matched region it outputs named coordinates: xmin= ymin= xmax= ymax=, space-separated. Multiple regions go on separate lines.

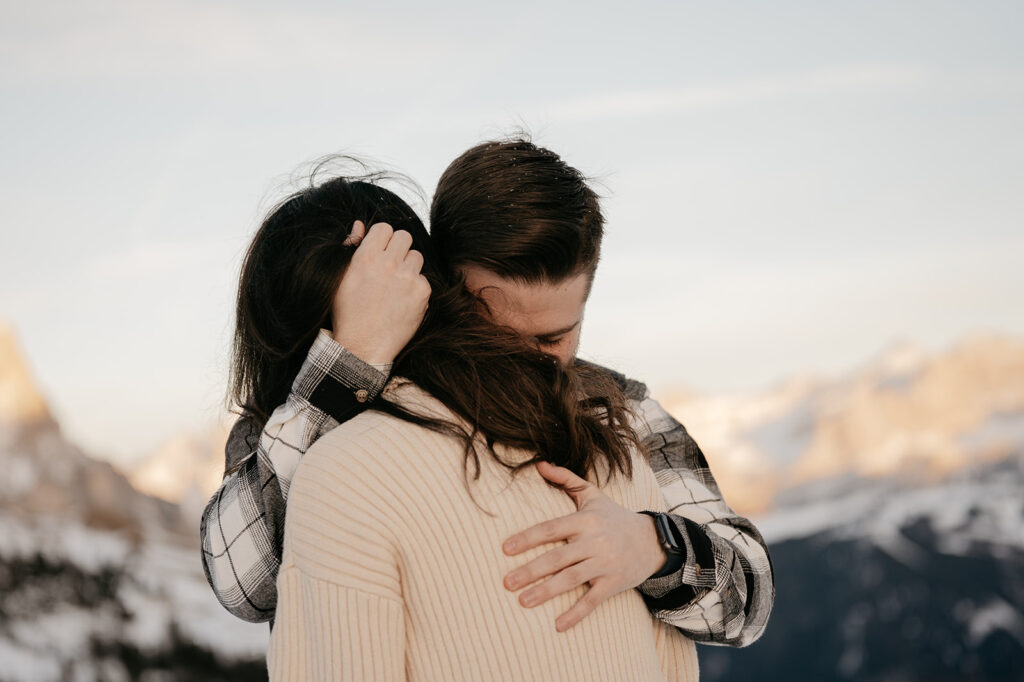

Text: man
xmin=201 ymin=139 xmax=774 ymax=648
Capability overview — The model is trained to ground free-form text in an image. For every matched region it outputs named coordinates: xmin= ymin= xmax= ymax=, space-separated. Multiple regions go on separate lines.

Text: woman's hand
xmin=501 ymin=461 xmax=668 ymax=632
xmin=330 ymin=221 xmax=431 ymax=365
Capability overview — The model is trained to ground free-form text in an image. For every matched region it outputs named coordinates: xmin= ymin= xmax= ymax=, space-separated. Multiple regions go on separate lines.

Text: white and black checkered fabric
xmin=200 ymin=334 xmax=774 ymax=645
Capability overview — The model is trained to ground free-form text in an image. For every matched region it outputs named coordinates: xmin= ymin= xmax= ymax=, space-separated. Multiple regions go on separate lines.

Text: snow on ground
xmin=0 ymin=512 xmax=268 ymax=681
xmin=965 ymin=598 xmax=1024 ymax=647
xmin=754 ymin=455 xmax=1024 ymax=554
xmin=0 ymin=515 xmax=131 ymax=572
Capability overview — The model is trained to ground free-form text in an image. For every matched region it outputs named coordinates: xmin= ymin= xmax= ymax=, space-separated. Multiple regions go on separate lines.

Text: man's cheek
xmin=559 ymin=333 xmax=581 ymax=365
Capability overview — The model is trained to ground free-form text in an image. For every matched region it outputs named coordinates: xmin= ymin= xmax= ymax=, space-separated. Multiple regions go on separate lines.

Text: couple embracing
xmin=200 ymin=138 xmax=774 ymax=681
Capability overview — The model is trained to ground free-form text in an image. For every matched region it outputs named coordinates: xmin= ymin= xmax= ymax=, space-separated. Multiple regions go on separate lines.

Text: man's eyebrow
xmin=535 ymin=320 xmax=580 ymax=339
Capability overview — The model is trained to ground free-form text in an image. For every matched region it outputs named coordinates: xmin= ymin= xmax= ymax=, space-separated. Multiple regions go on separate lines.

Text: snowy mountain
xmin=128 ymin=422 xmax=233 ymax=529
xmin=678 ymin=335 xmax=1024 ymax=681
xmin=122 ymin=334 xmax=1024 ymax=522
xmin=0 ymin=325 xmax=268 ymax=681
xmin=665 ymin=335 xmax=1024 ymax=515
xmin=699 ymin=449 xmax=1024 ymax=682
xmin=0 ymin=325 xmax=49 ymax=426
xmin=3 ymin=319 xmax=1022 ymax=681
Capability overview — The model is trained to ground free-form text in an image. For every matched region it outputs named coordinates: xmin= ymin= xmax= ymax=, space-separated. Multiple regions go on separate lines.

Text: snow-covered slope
xmin=0 ymin=324 xmax=268 ymax=681
xmin=665 ymin=335 xmax=1024 ymax=514
xmin=0 ymin=513 xmax=269 ymax=681
xmin=700 ymin=450 xmax=1024 ymax=682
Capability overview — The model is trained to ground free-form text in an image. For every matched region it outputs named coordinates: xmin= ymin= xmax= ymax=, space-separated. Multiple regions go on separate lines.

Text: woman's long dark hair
xmin=232 ymin=162 xmax=638 ymax=491
xmin=230 ymin=165 xmax=433 ymax=428
xmin=376 ymin=274 xmax=639 ymax=487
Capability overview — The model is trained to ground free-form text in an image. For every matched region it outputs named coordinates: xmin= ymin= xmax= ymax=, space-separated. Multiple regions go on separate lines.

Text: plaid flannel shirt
xmin=200 ymin=330 xmax=774 ymax=646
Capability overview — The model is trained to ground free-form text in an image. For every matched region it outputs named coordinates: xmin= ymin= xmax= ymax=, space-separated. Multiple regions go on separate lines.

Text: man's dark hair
xmin=430 ymin=138 xmax=604 ymax=283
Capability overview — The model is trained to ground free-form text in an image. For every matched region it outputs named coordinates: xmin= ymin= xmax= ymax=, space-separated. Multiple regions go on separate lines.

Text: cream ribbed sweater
xmin=267 ymin=380 xmax=698 ymax=681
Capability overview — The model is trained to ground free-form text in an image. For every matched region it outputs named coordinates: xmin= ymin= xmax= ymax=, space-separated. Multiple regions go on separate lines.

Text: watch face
xmin=649 ymin=514 xmax=676 ymax=551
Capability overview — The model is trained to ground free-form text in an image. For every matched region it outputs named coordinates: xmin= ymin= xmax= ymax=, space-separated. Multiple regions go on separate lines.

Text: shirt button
xmin=695 ymin=565 xmax=702 ymax=577
xmin=355 ymin=389 xmax=369 ymax=403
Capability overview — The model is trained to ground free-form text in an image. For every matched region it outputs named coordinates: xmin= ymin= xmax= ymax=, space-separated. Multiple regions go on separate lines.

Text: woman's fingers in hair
xmin=342 ymin=220 xmax=368 ymax=246
xmin=403 ymin=248 xmax=424 ymax=273
xmin=358 ymin=222 xmax=395 ymax=252
xmin=383 ymin=227 xmax=414 ymax=260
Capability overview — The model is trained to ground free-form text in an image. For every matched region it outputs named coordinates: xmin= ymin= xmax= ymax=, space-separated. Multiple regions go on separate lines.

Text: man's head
xmin=430 ymin=139 xmax=603 ymax=364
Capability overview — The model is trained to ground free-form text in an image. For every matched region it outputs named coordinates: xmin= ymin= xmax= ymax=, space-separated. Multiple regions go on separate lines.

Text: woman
xmin=234 ymin=168 xmax=698 ymax=680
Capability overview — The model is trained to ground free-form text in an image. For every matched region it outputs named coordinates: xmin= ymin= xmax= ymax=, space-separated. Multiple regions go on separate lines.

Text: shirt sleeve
xmin=631 ymin=388 xmax=776 ymax=648
xmin=199 ymin=329 xmax=390 ymax=623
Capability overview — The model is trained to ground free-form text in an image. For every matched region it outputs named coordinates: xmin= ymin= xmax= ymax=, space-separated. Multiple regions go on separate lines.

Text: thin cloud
xmin=544 ymin=64 xmax=932 ymax=123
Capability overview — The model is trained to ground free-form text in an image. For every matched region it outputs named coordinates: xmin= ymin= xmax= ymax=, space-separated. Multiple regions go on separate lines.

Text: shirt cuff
xmin=637 ymin=514 xmax=693 ymax=599
xmin=291 ymin=329 xmax=390 ymax=403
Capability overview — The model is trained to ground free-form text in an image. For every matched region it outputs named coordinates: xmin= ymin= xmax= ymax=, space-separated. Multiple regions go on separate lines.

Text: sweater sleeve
xmin=268 ymin=570 xmax=405 ymax=681
xmin=268 ymin=430 xmax=405 ymax=680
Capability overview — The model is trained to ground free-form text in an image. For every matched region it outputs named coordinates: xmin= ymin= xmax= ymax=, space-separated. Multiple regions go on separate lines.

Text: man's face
xmin=461 ymin=265 xmax=591 ymax=365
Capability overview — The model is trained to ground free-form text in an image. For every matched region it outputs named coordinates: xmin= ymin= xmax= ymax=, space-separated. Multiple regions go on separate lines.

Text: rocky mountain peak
xmin=0 ymin=322 xmax=51 ymax=425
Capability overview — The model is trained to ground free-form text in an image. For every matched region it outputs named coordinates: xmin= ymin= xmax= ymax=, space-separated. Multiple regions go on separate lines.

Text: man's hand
xmin=501 ymin=460 xmax=668 ymax=632
xmin=330 ymin=221 xmax=431 ymax=365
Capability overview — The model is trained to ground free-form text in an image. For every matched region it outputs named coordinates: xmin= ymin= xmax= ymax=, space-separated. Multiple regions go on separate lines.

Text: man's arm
xmin=627 ymin=379 xmax=775 ymax=648
xmin=199 ymin=330 xmax=389 ymax=623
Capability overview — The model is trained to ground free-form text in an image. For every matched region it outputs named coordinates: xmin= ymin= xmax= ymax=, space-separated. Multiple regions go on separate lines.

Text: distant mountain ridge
xmin=664 ymin=334 xmax=1024 ymax=515
xmin=3 ymin=320 xmax=1022 ymax=680
xmin=125 ymin=334 xmax=1024 ymax=520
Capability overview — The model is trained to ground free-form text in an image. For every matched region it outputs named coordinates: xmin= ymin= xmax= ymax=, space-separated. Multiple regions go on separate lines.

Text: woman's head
xmin=231 ymin=168 xmax=434 ymax=426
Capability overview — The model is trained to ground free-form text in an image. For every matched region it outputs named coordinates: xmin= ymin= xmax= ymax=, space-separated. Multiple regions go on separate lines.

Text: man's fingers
xmin=503 ymin=514 xmax=578 ymax=556
xmin=555 ymin=581 xmax=611 ymax=633
xmin=536 ymin=460 xmax=598 ymax=508
xmin=342 ymin=220 xmax=367 ymax=246
xmin=504 ymin=542 xmax=589 ymax=591
xmin=517 ymin=559 xmax=598 ymax=610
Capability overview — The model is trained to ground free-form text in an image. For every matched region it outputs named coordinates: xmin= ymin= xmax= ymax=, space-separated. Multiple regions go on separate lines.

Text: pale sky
xmin=2 ymin=0 xmax=1022 ymax=464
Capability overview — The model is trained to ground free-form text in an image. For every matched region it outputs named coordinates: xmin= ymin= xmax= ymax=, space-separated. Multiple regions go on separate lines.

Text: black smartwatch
xmin=639 ymin=511 xmax=684 ymax=579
